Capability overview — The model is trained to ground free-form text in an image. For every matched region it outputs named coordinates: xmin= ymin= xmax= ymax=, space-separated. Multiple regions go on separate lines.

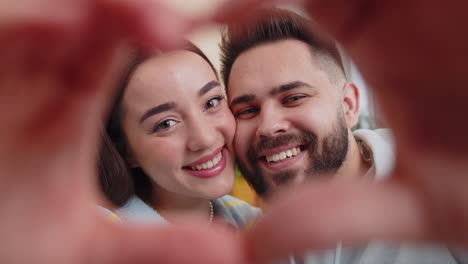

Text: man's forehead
xmin=229 ymin=80 xmax=316 ymax=106
xmin=227 ymin=39 xmax=321 ymax=99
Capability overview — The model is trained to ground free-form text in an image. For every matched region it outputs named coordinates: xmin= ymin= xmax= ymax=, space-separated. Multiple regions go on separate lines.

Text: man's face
xmin=228 ymin=39 xmax=350 ymax=196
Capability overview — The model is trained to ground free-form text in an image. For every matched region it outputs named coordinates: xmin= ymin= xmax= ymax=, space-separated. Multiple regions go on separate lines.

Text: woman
xmin=98 ymin=43 xmax=259 ymax=228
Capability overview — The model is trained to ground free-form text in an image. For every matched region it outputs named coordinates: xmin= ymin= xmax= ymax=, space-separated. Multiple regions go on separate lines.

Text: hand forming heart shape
xmin=0 ymin=0 xmax=467 ymax=263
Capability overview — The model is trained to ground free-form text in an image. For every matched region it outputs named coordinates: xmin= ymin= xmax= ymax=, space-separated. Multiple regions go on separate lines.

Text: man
xmin=221 ymin=7 xmax=391 ymax=201
xmin=220 ymin=8 xmax=467 ymax=264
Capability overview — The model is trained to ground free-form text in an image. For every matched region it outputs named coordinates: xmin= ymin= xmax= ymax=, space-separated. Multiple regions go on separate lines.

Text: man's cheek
xmin=233 ymin=130 xmax=246 ymax=153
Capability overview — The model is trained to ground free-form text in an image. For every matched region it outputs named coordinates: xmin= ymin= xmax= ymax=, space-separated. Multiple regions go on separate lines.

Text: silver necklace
xmin=208 ymin=201 xmax=214 ymax=225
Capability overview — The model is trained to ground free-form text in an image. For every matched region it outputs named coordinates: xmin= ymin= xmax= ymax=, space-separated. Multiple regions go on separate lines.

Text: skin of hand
xmin=2 ymin=0 xmax=468 ymax=263
xmin=0 ymin=0 xmax=247 ymax=263
xmin=214 ymin=0 xmax=468 ymax=263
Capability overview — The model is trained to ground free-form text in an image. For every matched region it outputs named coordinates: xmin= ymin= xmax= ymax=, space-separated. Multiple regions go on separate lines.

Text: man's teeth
xmin=191 ymin=152 xmax=222 ymax=171
xmin=265 ymin=147 xmax=301 ymax=163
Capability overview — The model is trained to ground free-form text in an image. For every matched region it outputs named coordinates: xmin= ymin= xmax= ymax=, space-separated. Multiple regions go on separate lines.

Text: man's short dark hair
xmin=220 ymin=8 xmax=345 ymax=90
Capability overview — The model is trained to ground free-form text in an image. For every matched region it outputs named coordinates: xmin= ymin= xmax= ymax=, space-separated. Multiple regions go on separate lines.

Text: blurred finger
xmin=245 ymin=181 xmax=429 ymax=263
xmin=213 ymin=0 xmax=274 ymax=24
xmin=94 ymin=221 xmax=247 ymax=264
xmin=99 ymin=0 xmax=202 ymax=51
xmin=0 ymin=0 xmax=86 ymax=26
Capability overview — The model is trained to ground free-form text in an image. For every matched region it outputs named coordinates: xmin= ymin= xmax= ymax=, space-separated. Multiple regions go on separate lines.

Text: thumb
xmin=245 ymin=181 xmax=429 ymax=263
xmin=100 ymin=0 xmax=201 ymax=51
xmin=93 ymin=221 xmax=248 ymax=264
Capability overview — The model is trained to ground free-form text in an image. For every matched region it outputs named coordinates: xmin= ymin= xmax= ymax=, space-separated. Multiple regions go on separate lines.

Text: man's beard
xmin=237 ymin=113 xmax=349 ymax=197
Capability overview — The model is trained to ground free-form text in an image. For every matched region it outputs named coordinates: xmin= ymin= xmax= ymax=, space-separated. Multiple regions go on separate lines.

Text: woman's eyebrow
xmin=138 ymin=80 xmax=219 ymax=124
xmin=198 ymin=80 xmax=220 ymax=97
xmin=139 ymin=102 xmax=176 ymax=124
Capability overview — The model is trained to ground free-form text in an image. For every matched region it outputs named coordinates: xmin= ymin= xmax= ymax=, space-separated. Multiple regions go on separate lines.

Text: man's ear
xmin=341 ymin=82 xmax=360 ymax=128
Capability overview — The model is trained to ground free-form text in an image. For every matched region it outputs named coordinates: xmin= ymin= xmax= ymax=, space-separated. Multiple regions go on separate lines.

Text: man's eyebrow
xmin=270 ymin=81 xmax=313 ymax=95
xmin=230 ymin=94 xmax=256 ymax=106
xmin=199 ymin=80 xmax=220 ymax=96
xmin=139 ymin=102 xmax=176 ymax=124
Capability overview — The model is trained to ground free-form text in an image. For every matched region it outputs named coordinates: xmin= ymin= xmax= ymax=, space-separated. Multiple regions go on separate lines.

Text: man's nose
xmin=255 ymin=103 xmax=290 ymax=138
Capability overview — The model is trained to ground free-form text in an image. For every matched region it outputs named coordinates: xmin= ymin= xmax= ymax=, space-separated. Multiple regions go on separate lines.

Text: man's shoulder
xmin=353 ymin=128 xmax=395 ymax=179
xmin=353 ymin=128 xmax=393 ymax=143
xmin=353 ymin=128 xmax=394 ymax=155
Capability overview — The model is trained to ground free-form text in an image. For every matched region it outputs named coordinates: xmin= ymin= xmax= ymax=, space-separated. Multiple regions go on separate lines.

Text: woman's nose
xmin=186 ymin=116 xmax=217 ymax=152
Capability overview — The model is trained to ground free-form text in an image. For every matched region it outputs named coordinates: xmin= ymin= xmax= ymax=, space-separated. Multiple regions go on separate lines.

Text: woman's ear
xmin=341 ymin=82 xmax=360 ymax=128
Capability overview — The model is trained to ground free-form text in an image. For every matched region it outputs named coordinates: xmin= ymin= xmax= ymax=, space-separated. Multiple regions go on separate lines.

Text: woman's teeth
xmin=265 ymin=147 xmax=301 ymax=163
xmin=191 ymin=152 xmax=222 ymax=171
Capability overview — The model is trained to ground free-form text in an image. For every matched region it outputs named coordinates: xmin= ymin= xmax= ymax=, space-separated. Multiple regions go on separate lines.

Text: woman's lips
xmin=184 ymin=146 xmax=224 ymax=167
xmin=182 ymin=148 xmax=227 ymax=178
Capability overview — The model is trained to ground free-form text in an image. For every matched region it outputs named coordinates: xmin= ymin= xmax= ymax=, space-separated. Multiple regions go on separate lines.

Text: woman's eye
xmin=205 ymin=96 xmax=223 ymax=109
xmin=153 ymin=119 xmax=177 ymax=132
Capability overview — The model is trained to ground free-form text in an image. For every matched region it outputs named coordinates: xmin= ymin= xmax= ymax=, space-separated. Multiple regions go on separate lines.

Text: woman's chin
xmin=204 ymin=178 xmax=235 ymax=200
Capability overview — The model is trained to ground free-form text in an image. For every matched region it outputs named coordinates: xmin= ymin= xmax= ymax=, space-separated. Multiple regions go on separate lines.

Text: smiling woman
xmin=97 ymin=42 xmax=260 ymax=228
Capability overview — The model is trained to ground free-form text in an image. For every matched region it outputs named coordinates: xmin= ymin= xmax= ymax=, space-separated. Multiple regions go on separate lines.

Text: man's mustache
xmin=254 ymin=132 xmax=316 ymax=155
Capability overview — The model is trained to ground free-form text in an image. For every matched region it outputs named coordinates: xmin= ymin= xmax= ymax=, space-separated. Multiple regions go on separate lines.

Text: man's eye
xmin=205 ymin=96 xmax=224 ymax=109
xmin=235 ymin=107 xmax=259 ymax=119
xmin=153 ymin=119 xmax=177 ymax=132
xmin=283 ymin=95 xmax=307 ymax=104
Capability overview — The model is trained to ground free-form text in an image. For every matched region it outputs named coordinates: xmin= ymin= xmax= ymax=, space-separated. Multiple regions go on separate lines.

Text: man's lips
xmin=260 ymin=148 xmax=305 ymax=171
xmin=257 ymin=144 xmax=305 ymax=160
xmin=256 ymin=144 xmax=307 ymax=171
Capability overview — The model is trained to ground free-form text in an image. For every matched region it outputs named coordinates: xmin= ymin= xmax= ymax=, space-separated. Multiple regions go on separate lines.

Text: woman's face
xmin=120 ymin=50 xmax=236 ymax=200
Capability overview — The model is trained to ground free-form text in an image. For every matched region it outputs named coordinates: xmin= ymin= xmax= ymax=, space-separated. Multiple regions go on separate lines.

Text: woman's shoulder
xmin=212 ymin=195 xmax=262 ymax=229
xmin=101 ymin=195 xmax=166 ymax=224
xmin=97 ymin=205 xmax=121 ymax=222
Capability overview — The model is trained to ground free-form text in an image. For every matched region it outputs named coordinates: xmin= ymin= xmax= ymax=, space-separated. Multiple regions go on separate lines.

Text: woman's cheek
xmin=153 ymin=140 xmax=185 ymax=168
xmin=217 ymin=108 xmax=236 ymax=145
xmin=133 ymin=137 xmax=183 ymax=176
